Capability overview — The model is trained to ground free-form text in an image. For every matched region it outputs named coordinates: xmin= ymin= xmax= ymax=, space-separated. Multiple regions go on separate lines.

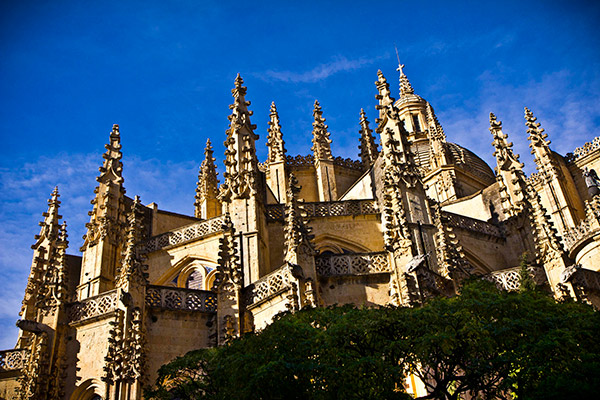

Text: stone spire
xmin=214 ymin=214 xmax=243 ymax=343
xmin=311 ymin=100 xmax=333 ymax=162
xmin=525 ymin=107 xmax=557 ymax=177
xmin=194 ymin=139 xmax=220 ymax=219
xmin=283 ymin=173 xmax=316 ymax=263
xmin=116 ymin=196 xmax=148 ymax=290
xmin=397 ymin=62 xmax=415 ymax=97
xmin=490 ymin=113 xmax=528 ymax=217
xmin=267 ymin=102 xmax=287 ymax=163
xmin=20 ymin=187 xmax=66 ymax=319
xmin=81 ymin=124 xmax=126 ymax=251
xmin=358 ymin=108 xmax=379 ymax=169
xmin=426 ymin=102 xmax=448 ymax=169
xmin=220 ymin=74 xmax=260 ymax=201
xmin=375 ymin=70 xmax=395 ymax=124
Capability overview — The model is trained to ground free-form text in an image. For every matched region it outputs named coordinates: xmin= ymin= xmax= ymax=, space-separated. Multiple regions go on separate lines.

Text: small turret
xmin=358 ymin=109 xmax=379 ymax=169
xmin=194 ymin=139 xmax=221 ymax=219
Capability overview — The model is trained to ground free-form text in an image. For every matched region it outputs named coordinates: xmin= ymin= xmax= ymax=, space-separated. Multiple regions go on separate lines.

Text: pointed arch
xmin=312 ymin=233 xmax=372 ymax=254
xmin=153 ymin=255 xmax=218 ymax=290
xmin=69 ymin=378 xmax=105 ymax=400
xmin=461 ymin=248 xmax=493 ymax=274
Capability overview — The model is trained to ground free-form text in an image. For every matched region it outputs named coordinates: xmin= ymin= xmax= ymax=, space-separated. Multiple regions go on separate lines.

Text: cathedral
xmin=1 ymin=65 xmax=600 ymax=399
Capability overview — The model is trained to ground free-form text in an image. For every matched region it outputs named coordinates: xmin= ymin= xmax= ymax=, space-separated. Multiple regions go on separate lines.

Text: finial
xmin=489 ymin=112 xmax=502 ymax=129
xmin=235 ymin=73 xmax=243 ymax=88
xmin=398 ymin=63 xmax=414 ymax=96
xmin=394 ymin=45 xmax=405 ymax=75
xmin=112 ymin=124 xmax=120 ymax=134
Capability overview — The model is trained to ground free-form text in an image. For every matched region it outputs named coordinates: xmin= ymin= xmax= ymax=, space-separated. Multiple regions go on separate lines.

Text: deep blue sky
xmin=1 ymin=0 xmax=599 ymax=347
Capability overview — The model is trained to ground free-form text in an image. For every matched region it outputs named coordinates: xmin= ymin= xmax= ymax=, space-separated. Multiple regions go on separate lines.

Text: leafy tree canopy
xmin=145 ymin=280 xmax=600 ymax=400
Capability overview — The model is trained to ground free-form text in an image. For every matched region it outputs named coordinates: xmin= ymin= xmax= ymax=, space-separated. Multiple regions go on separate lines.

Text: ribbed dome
xmin=394 ymin=94 xmax=426 ymax=108
xmin=446 ymin=142 xmax=496 ymax=184
xmin=411 ymin=141 xmax=496 ymax=185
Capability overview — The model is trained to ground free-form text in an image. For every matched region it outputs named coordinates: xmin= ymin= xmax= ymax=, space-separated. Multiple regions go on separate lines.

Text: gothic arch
xmin=461 ymin=248 xmax=493 ymax=274
xmin=313 ymin=233 xmax=372 ymax=254
xmin=69 ymin=378 xmax=105 ymax=400
xmin=154 ymin=255 xmax=218 ymax=290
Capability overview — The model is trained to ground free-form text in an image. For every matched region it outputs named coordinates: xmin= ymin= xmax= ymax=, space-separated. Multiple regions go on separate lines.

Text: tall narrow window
xmin=412 ymin=114 xmax=422 ymax=132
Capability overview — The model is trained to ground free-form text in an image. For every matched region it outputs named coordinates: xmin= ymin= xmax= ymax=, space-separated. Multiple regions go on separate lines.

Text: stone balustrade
xmin=443 ymin=211 xmax=503 ymax=238
xmin=245 ymin=264 xmax=296 ymax=306
xmin=146 ymin=285 xmax=217 ymax=313
xmin=315 ymin=251 xmax=390 ymax=276
xmin=565 ymin=136 xmax=600 ymax=163
xmin=266 ymin=199 xmax=379 ymax=221
xmin=564 ymin=219 xmax=600 ymax=253
xmin=143 ymin=215 xmax=226 ymax=253
xmin=68 ymin=290 xmax=119 ymax=323
xmin=0 ymin=349 xmax=28 ymax=371
xmin=483 ymin=266 xmax=547 ymax=291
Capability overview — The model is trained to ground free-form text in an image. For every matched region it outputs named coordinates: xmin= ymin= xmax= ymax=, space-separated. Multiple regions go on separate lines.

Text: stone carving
xmin=565 ymin=136 xmax=600 ymax=162
xmin=266 ymin=102 xmax=287 ymax=163
xmin=266 ymin=199 xmax=378 ymax=221
xmin=358 ymin=108 xmax=379 ymax=170
xmin=315 ymin=252 xmax=389 ymax=276
xmin=116 ymin=196 xmax=148 ymax=290
xmin=0 ymin=349 xmax=29 ymax=371
xmin=81 ymin=124 xmax=126 ymax=251
xmin=68 ymin=290 xmax=119 ymax=323
xmin=443 ymin=211 xmax=503 ymax=238
xmin=484 ymin=266 xmax=548 ymax=291
xmin=245 ymin=263 xmax=298 ymax=306
xmin=143 ymin=215 xmax=226 ymax=253
xmin=283 ymin=173 xmax=316 ymax=262
xmin=146 ymin=285 xmax=217 ymax=313
xmin=220 ymin=74 xmax=260 ymax=201
xmin=311 ymin=100 xmax=333 ymax=162
xmin=194 ymin=139 xmax=220 ymax=218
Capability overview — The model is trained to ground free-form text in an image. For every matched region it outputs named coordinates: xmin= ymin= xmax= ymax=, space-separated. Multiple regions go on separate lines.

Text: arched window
xmin=186 ymin=268 xmax=204 ymax=290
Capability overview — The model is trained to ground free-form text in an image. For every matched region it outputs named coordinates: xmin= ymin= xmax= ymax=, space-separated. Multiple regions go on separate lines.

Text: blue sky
xmin=1 ymin=0 xmax=599 ymax=347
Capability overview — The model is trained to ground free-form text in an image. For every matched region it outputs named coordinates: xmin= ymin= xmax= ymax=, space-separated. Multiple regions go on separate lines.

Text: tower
xmin=78 ymin=124 xmax=127 ymax=300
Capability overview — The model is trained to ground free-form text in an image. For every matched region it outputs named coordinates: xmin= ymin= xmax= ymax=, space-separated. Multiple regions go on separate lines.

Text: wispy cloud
xmin=260 ymin=55 xmax=388 ymax=83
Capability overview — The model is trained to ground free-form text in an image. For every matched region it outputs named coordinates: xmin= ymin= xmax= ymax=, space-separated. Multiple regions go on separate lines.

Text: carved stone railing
xmin=245 ymin=264 xmax=296 ymax=306
xmin=316 ymin=251 xmax=390 ymax=276
xmin=143 ymin=215 xmax=226 ymax=253
xmin=483 ymin=266 xmax=547 ymax=291
xmin=0 ymin=349 xmax=29 ymax=371
xmin=68 ymin=290 xmax=119 ymax=323
xmin=564 ymin=219 xmax=600 ymax=253
xmin=146 ymin=285 xmax=217 ymax=313
xmin=266 ymin=200 xmax=379 ymax=221
xmin=443 ymin=211 xmax=503 ymax=238
xmin=527 ymin=172 xmax=544 ymax=187
xmin=565 ymin=136 xmax=600 ymax=163
xmin=284 ymin=154 xmax=363 ymax=170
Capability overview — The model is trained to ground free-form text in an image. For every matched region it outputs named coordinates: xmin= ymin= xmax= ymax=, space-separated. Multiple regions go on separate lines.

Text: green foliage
xmin=145 ymin=280 xmax=600 ymax=400
xmin=517 ymin=253 xmax=536 ymax=293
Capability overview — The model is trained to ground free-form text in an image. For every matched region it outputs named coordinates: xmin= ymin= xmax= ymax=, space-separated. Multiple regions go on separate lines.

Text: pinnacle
xmin=270 ymin=101 xmax=277 ymax=112
xmin=112 ymin=124 xmax=120 ymax=135
xmin=235 ymin=73 xmax=243 ymax=88
xmin=399 ymin=64 xmax=415 ymax=96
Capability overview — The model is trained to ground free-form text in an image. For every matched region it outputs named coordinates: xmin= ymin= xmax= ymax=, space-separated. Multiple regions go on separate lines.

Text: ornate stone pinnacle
xmin=267 ymin=101 xmax=286 ymax=163
xmin=358 ymin=108 xmax=378 ymax=169
xmin=398 ymin=63 xmax=415 ymax=96
xmin=426 ymin=103 xmax=446 ymax=142
xmin=311 ymin=100 xmax=333 ymax=161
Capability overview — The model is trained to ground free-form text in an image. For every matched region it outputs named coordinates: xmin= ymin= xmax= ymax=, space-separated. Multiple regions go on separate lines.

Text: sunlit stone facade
xmin=1 ymin=66 xmax=599 ymax=399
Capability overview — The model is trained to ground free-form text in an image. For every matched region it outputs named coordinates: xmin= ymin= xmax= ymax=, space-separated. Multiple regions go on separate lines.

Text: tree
xmin=145 ymin=280 xmax=600 ymax=400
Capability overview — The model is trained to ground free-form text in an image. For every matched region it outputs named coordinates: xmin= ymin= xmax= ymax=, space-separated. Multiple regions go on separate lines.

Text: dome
xmin=411 ymin=141 xmax=496 ymax=186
